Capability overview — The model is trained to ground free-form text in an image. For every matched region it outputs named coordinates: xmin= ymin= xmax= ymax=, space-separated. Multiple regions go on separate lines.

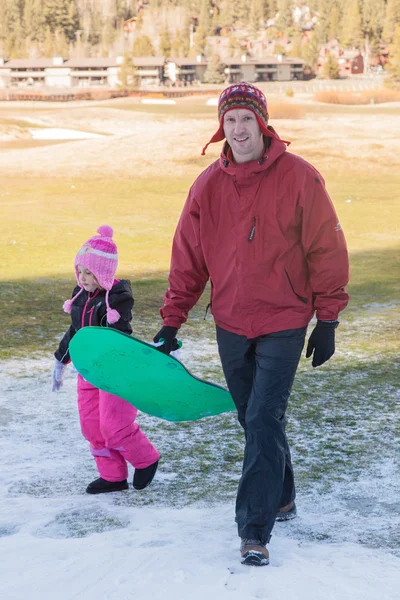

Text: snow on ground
xmin=0 ymin=356 xmax=399 ymax=600
xmin=29 ymin=127 xmax=105 ymax=140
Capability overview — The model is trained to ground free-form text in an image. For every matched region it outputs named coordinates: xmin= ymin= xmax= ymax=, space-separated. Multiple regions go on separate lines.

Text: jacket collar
xmin=219 ymin=129 xmax=288 ymax=181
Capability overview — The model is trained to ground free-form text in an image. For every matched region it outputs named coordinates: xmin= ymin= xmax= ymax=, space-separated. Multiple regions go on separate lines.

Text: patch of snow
xmin=0 ymin=357 xmax=399 ymax=599
xmin=141 ymin=99 xmax=176 ymax=105
xmin=29 ymin=128 xmax=105 ymax=140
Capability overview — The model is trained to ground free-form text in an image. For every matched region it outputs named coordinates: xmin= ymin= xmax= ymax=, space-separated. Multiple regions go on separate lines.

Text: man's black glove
xmin=153 ymin=326 xmax=179 ymax=355
xmin=305 ymin=320 xmax=339 ymax=368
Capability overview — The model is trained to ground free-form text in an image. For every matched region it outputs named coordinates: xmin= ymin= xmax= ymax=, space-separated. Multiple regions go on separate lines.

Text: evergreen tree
xmin=24 ymin=0 xmax=46 ymax=42
xmin=160 ymin=27 xmax=172 ymax=57
xmin=328 ymin=2 xmax=341 ymax=41
xmin=133 ymin=35 xmax=155 ymax=56
xmin=44 ymin=0 xmax=80 ymax=42
xmin=135 ymin=10 xmax=144 ymax=32
xmin=171 ymin=30 xmax=184 ymax=57
xmin=323 ymin=52 xmax=340 ymax=78
xmin=315 ymin=0 xmax=332 ymax=45
xmin=54 ymin=29 xmax=69 ymax=56
xmin=203 ymin=52 xmax=225 ymax=83
xmin=264 ymin=0 xmax=278 ymax=21
xmin=276 ymin=0 xmax=293 ymax=31
xmin=382 ymin=0 xmax=400 ymax=44
xmin=118 ymin=53 xmax=138 ymax=89
xmin=43 ymin=26 xmax=55 ymax=57
xmin=340 ymin=0 xmax=363 ymax=49
xmin=102 ymin=17 xmax=116 ymax=53
xmin=386 ymin=24 xmax=400 ymax=86
xmin=301 ymin=35 xmax=320 ymax=69
xmin=361 ymin=0 xmax=385 ymax=72
xmin=249 ymin=0 xmax=264 ymax=36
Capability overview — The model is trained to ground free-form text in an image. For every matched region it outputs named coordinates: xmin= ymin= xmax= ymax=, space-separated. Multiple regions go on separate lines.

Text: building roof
xmin=65 ymin=58 xmax=118 ymax=68
xmin=133 ymin=56 xmax=165 ymax=67
xmin=223 ymin=56 xmax=305 ymax=66
xmin=168 ymin=57 xmax=207 ymax=66
xmin=0 ymin=58 xmax=62 ymax=69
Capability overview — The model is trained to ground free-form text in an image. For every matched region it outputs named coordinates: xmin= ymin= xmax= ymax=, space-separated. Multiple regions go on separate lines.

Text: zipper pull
xmin=204 ymin=303 xmax=211 ymax=320
xmin=248 ymin=217 xmax=256 ymax=241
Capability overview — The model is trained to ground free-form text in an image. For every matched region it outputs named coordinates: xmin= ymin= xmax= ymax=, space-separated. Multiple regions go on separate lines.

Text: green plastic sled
xmin=69 ymin=327 xmax=234 ymax=422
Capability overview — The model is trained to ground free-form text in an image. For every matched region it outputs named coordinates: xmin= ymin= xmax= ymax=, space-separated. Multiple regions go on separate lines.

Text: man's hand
xmin=52 ymin=359 xmax=67 ymax=392
xmin=153 ymin=326 xmax=179 ymax=355
xmin=305 ymin=320 xmax=339 ymax=367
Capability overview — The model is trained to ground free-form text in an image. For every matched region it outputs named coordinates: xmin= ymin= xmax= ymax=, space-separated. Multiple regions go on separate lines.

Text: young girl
xmin=52 ymin=225 xmax=160 ymax=494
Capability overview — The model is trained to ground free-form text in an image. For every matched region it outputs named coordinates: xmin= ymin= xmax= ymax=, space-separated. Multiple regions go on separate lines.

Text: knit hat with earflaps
xmin=201 ymin=82 xmax=290 ymax=155
xmin=63 ymin=225 xmax=121 ymax=324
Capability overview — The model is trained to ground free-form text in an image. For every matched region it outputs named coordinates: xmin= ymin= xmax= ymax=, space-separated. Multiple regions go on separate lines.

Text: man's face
xmin=223 ymin=108 xmax=265 ymax=164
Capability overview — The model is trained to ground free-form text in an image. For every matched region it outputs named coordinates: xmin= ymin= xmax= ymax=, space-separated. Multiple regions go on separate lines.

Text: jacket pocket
xmin=284 ymin=269 xmax=308 ymax=304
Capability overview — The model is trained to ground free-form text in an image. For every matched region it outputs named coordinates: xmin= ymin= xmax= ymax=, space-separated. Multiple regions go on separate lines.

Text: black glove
xmin=305 ymin=320 xmax=339 ymax=368
xmin=153 ymin=326 xmax=179 ymax=355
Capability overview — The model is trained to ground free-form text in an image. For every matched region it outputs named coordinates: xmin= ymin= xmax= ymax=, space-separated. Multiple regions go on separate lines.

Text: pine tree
xmin=276 ymin=0 xmax=293 ymax=31
xmin=118 ymin=53 xmax=138 ymax=89
xmin=43 ymin=26 xmax=55 ymax=57
xmin=203 ymin=52 xmax=225 ymax=83
xmin=302 ymin=35 xmax=320 ymax=69
xmin=249 ymin=0 xmax=264 ymax=36
xmin=171 ymin=30 xmax=183 ymax=57
xmin=382 ymin=0 xmax=400 ymax=44
xmin=24 ymin=0 xmax=46 ymax=43
xmin=133 ymin=35 xmax=155 ymax=56
xmin=315 ymin=0 xmax=332 ymax=45
xmin=323 ymin=52 xmax=339 ymax=78
xmin=328 ymin=2 xmax=341 ymax=41
xmin=160 ymin=27 xmax=172 ymax=57
xmin=44 ymin=0 xmax=80 ymax=42
xmin=340 ymin=0 xmax=363 ymax=49
xmin=386 ymin=24 xmax=400 ymax=87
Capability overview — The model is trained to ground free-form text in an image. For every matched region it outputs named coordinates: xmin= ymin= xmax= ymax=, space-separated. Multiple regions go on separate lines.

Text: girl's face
xmin=77 ymin=265 xmax=99 ymax=293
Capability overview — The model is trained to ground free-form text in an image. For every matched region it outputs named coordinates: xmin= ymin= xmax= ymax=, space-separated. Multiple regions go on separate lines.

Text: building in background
xmin=0 ymin=54 xmax=306 ymax=90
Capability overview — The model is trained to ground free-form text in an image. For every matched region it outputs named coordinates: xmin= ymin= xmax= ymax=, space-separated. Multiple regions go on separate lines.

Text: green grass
xmin=1 ymin=136 xmax=399 ymax=551
xmin=2 ymin=170 xmax=399 ymax=359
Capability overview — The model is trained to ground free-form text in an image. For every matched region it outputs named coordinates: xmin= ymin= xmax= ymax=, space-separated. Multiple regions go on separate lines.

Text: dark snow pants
xmin=216 ymin=325 xmax=307 ymax=545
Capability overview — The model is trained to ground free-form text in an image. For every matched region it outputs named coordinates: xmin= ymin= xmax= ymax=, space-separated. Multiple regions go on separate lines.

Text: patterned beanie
xmin=202 ymin=82 xmax=289 ymax=155
xmin=63 ymin=225 xmax=121 ymax=324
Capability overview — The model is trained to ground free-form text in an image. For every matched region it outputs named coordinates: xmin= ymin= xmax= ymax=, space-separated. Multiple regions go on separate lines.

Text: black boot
xmin=276 ymin=501 xmax=297 ymax=522
xmin=133 ymin=460 xmax=159 ymax=490
xmin=86 ymin=477 xmax=129 ymax=494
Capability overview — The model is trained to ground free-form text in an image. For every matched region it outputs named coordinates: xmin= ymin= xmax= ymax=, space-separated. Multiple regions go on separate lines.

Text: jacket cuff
xmin=163 ymin=318 xmax=182 ymax=329
xmin=316 ymin=310 xmax=339 ymax=321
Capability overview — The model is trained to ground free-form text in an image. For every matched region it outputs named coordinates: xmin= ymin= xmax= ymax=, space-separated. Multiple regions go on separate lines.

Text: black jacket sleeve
xmin=107 ymin=294 xmax=133 ymax=335
xmin=54 ymin=324 xmax=76 ymax=364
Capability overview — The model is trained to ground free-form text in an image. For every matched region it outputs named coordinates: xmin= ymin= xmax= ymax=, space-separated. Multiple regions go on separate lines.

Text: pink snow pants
xmin=77 ymin=375 xmax=160 ymax=482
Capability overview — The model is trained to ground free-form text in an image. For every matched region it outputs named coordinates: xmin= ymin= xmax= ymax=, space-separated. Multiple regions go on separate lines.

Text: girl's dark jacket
xmin=55 ymin=279 xmax=133 ymax=364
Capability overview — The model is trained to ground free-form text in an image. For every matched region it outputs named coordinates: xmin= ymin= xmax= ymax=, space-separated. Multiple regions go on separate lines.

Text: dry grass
xmin=267 ymin=100 xmax=305 ymax=119
xmin=313 ymin=89 xmax=400 ymax=105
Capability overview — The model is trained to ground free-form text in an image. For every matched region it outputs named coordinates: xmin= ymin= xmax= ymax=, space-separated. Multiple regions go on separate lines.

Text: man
xmin=154 ymin=83 xmax=349 ymax=566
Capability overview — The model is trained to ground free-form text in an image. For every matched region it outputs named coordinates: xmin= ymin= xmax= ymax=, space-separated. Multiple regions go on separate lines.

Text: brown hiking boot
xmin=240 ymin=539 xmax=270 ymax=566
xmin=276 ymin=500 xmax=297 ymax=522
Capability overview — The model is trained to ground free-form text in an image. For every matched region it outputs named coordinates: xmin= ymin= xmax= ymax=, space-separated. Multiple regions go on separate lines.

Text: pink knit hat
xmin=63 ymin=225 xmax=121 ymax=324
xmin=201 ymin=82 xmax=290 ymax=155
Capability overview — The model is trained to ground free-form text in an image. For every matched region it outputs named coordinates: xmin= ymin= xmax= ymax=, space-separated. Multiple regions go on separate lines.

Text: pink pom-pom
xmin=97 ymin=225 xmax=113 ymax=238
xmin=107 ymin=307 xmax=120 ymax=324
xmin=63 ymin=299 xmax=73 ymax=313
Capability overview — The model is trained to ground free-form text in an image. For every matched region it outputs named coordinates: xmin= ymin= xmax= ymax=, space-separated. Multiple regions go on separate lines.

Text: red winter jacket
xmin=161 ymin=137 xmax=349 ymax=338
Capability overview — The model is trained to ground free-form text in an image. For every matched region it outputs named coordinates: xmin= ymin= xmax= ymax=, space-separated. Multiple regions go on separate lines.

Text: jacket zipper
xmin=248 ymin=217 xmax=256 ymax=241
xmin=204 ymin=280 xmax=214 ymax=320
xmin=81 ymin=289 xmax=100 ymax=327
xmin=284 ymin=269 xmax=308 ymax=304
